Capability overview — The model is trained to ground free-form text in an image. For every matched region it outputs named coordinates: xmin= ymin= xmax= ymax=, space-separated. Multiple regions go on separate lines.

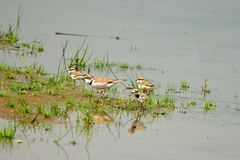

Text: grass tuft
xmin=203 ymin=100 xmax=216 ymax=111
xmin=0 ymin=124 xmax=16 ymax=141
xmin=180 ymin=80 xmax=190 ymax=91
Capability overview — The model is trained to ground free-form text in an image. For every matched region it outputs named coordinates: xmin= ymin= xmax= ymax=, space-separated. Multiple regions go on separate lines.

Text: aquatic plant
xmin=186 ymin=99 xmax=196 ymax=107
xmin=70 ymin=40 xmax=92 ymax=70
xmin=21 ymin=40 xmax=44 ymax=54
xmin=203 ymin=100 xmax=216 ymax=111
xmin=119 ymin=62 xmax=130 ymax=70
xmin=0 ymin=24 xmax=18 ymax=48
xmin=180 ymin=80 xmax=190 ymax=91
xmin=157 ymin=95 xmax=175 ymax=109
xmin=93 ymin=57 xmax=108 ymax=69
xmin=0 ymin=7 xmax=21 ymax=48
xmin=166 ymin=83 xmax=177 ymax=94
xmin=0 ymin=125 xmax=16 ymax=141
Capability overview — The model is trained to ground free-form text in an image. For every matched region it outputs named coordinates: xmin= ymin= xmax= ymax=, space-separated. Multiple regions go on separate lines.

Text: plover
xmin=66 ymin=67 xmax=86 ymax=80
xmin=131 ymin=88 xmax=148 ymax=103
xmin=84 ymin=74 xmax=126 ymax=97
xmin=136 ymin=77 xmax=154 ymax=91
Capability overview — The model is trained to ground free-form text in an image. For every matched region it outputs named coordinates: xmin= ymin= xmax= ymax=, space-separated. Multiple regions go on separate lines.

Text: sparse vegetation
xmin=0 ymin=124 xmax=16 ymax=142
xmin=119 ymin=62 xmax=130 ymax=70
xmin=0 ymin=8 xmax=44 ymax=55
xmin=0 ymin=88 xmax=11 ymax=97
xmin=93 ymin=57 xmax=108 ymax=69
xmin=157 ymin=95 xmax=176 ymax=109
xmin=203 ymin=100 xmax=216 ymax=111
xmin=166 ymin=83 xmax=177 ymax=94
xmin=180 ymin=80 xmax=190 ymax=91
xmin=69 ymin=41 xmax=91 ymax=70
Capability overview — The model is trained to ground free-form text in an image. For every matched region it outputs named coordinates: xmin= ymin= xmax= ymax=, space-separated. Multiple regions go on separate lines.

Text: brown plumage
xmin=136 ymin=77 xmax=154 ymax=91
xmin=131 ymin=89 xmax=148 ymax=102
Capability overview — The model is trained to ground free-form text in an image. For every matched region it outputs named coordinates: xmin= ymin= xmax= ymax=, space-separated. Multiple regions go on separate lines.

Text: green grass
xmin=6 ymin=101 xmax=16 ymax=108
xmin=69 ymin=40 xmax=91 ymax=70
xmin=0 ymin=8 xmax=44 ymax=55
xmin=0 ymin=89 xmax=11 ymax=97
xmin=17 ymin=97 xmax=26 ymax=105
xmin=93 ymin=57 xmax=108 ymax=69
xmin=166 ymin=83 xmax=177 ymax=94
xmin=187 ymin=100 xmax=196 ymax=107
xmin=0 ymin=24 xmax=18 ymax=47
xmin=20 ymin=40 xmax=44 ymax=55
xmin=203 ymin=100 xmax=216 ymax=111
xmin=157 ymin=95 xmax=175 ymax=109
xmin=0 ymin=7 xmax=21 ymax=48
xmin=180 ymin=80 xmax=190 ymax=91
xmin=83 ymin=89 xmax=94 ymax=97
xmin=17 ymin=105 xmax=33 ymax=115
xmin=78 ymin=102 xmax=94 ymax=113
xmin=0 ymin=125 xmax=16 ymax=141
xmin=119 ymin=62 xmax=130 ymax=69
xmin=65 ymin=98 xmax=76 ymax=110
xmin=10 ymin=82 xmax=29 ymax=93
xmin=37 ymin=102 xmax=68 ymax=118
xmin=25 ymin=63 xmax=45 ymax=75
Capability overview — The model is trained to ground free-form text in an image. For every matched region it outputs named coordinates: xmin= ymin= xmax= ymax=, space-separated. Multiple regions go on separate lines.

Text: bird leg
xmin=100 ymin=90 xmax=108 ymax=98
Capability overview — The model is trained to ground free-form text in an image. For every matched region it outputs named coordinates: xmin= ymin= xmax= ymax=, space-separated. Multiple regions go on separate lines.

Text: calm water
xmin=1 ymin=0 xmax=240 ymax=159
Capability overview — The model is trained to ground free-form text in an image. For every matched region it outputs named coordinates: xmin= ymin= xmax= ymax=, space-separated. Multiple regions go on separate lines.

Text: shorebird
xmin=131 ymin=88 xmax=148 ymax=103
xmin=136 ymin=77 xmax=154 ymax=92
xmin=84 ymin=74 xmax=126 ymax=97
xmin=66 ymin=67 xmax=86 ymax=80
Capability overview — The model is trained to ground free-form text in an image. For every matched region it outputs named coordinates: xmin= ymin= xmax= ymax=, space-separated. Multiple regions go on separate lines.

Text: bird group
xmin=66 ymin=66 xmax=154 ymax=101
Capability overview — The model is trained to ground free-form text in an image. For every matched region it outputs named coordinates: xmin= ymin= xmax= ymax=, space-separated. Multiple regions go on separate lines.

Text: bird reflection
xmin=128 ymin=111 xmax=146 ymax=135
xmin=92 ymin=111 xmax=114 ymax=125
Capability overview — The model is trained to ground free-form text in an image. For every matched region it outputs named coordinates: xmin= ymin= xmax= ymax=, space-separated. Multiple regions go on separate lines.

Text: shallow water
xmin=1 ymin=0 xmax=240 ymax=159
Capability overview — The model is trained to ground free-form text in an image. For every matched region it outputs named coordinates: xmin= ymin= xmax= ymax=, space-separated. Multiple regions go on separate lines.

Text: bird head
xmin=136 ymin=76 xmax=145 ymax=83
xmin=66 ymin=66 xmax=76 ymax=74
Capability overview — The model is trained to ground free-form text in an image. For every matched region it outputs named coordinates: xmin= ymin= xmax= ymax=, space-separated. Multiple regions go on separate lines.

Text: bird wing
xmin=94 ymin=77 xmax=114 ymax=83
